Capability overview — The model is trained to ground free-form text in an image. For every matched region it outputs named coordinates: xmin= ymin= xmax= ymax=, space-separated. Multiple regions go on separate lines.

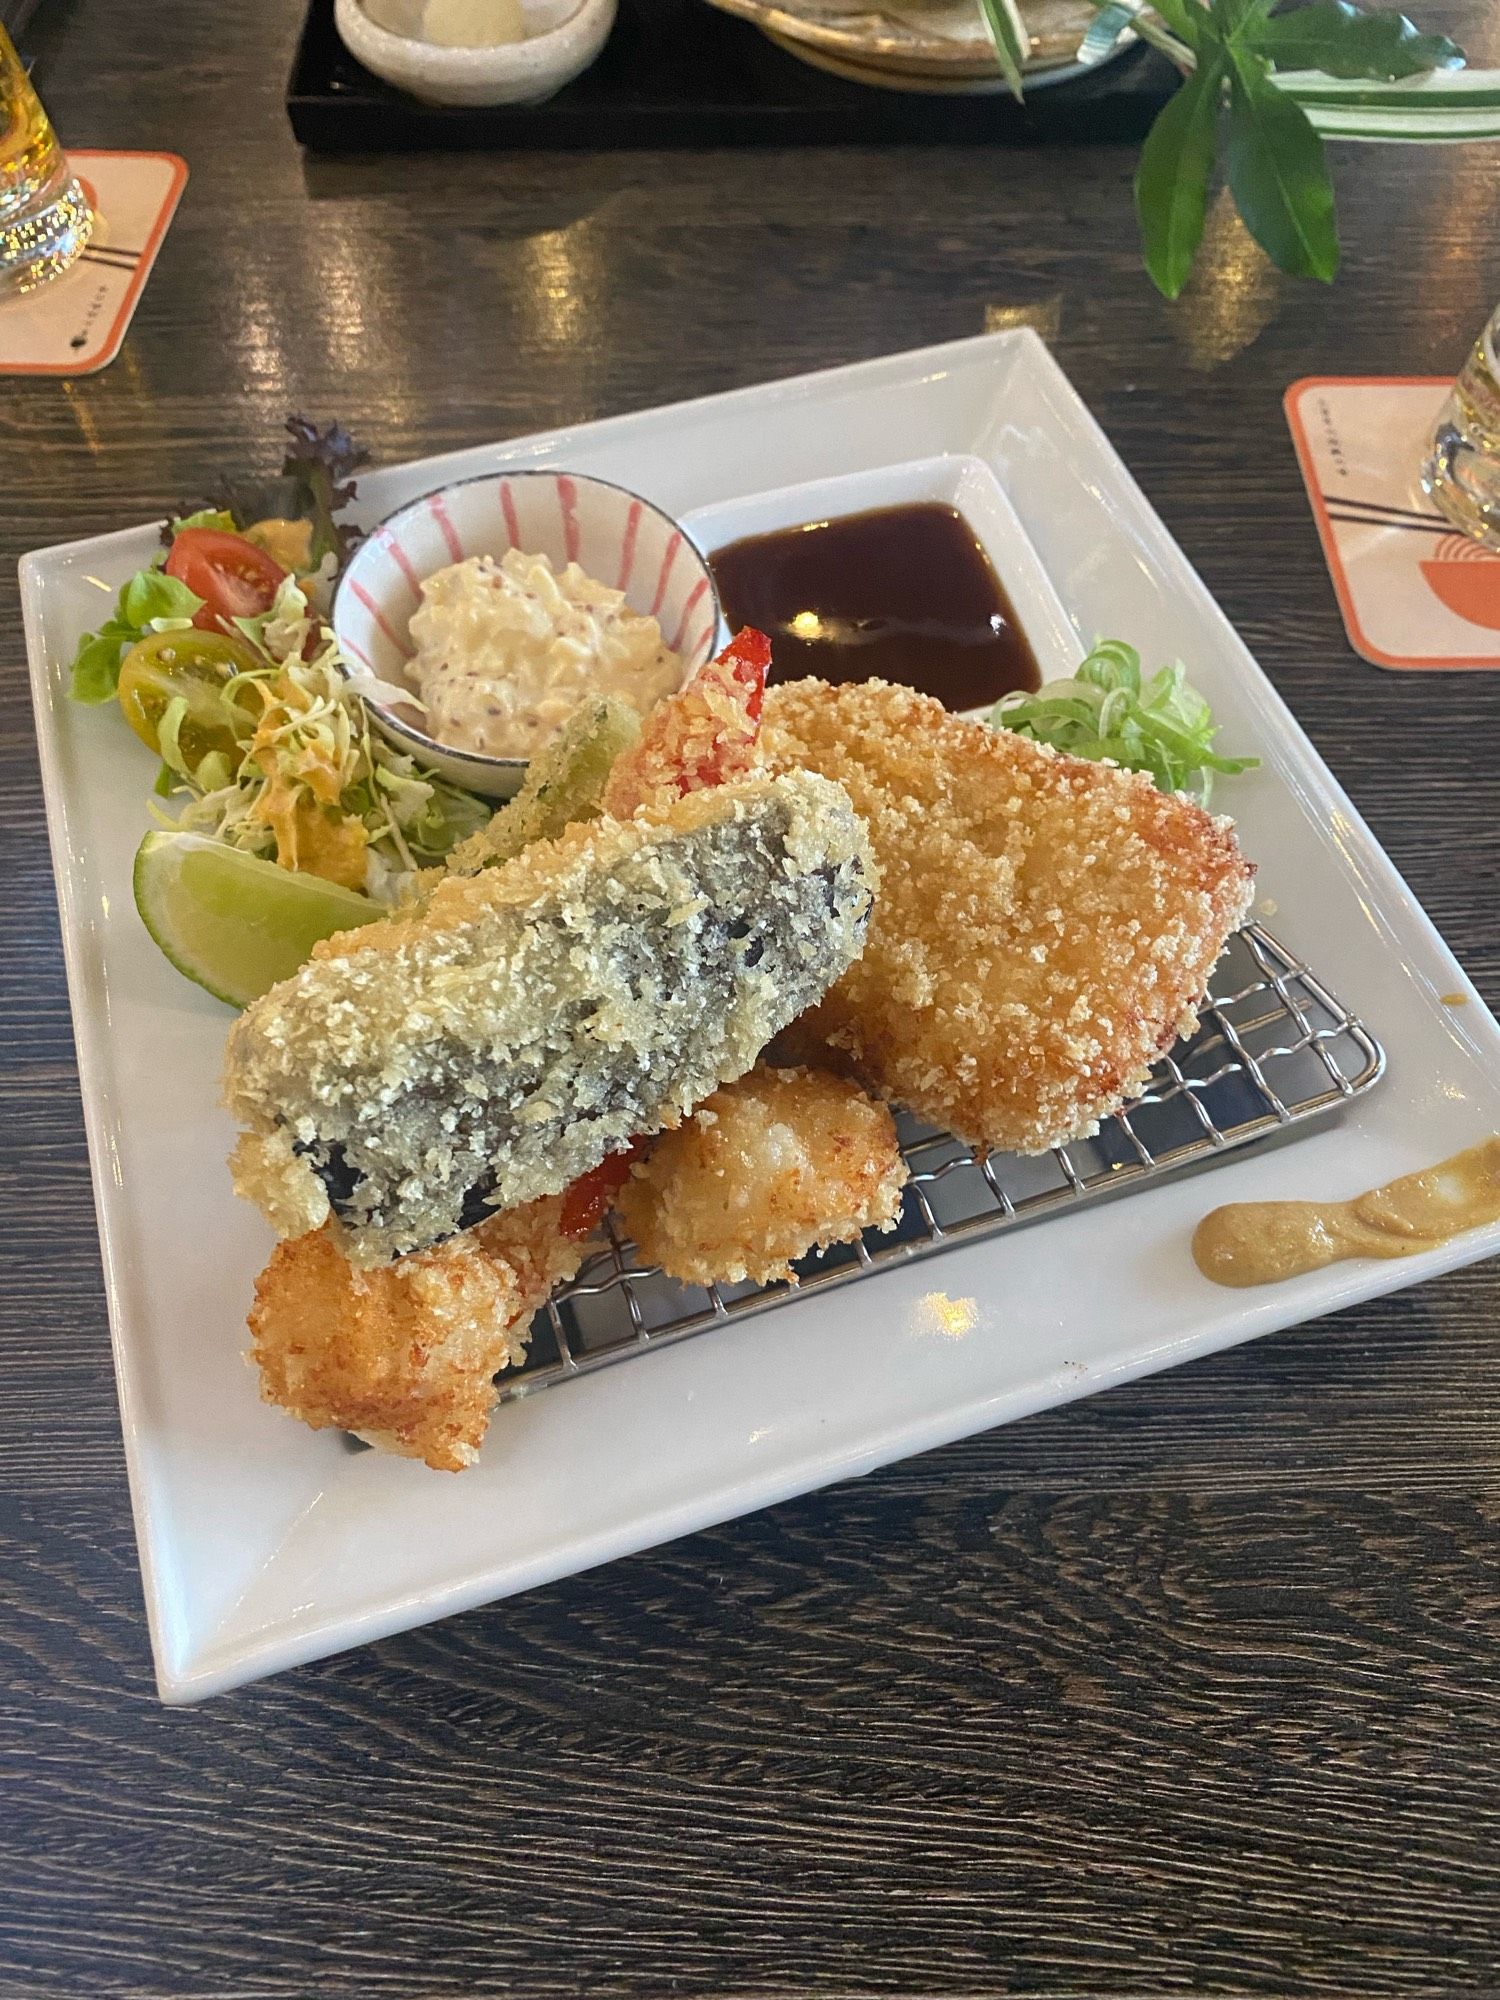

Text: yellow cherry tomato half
xmin=116 ymin=629 xmax=263 ymax=775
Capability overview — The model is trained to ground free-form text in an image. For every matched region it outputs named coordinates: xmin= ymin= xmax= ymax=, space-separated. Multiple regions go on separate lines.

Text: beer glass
xmin=1423 ymin=303 xmax=1500 ymax=553
xmin=0 ymin=25 xmax=93 ymax=295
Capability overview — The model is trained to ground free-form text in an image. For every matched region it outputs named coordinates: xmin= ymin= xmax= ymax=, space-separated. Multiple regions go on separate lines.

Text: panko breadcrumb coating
xmin=761 ymin=679 xmax=1255 ymax=1154
xmin=618 ymin=1064 xmax=908 ymax=1286
xmin=249 ymin=1194 xmax=582 ymax=1472
xmin=224 ymin=769 xmax=875 ymax=1266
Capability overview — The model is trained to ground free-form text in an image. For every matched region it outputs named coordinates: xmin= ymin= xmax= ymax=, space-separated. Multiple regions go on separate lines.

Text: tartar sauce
xmin=408 ymin=549 xmax=685 ymax=762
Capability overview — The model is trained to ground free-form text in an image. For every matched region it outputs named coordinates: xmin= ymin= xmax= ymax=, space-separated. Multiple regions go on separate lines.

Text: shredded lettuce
xmin=990 ymin=639 xmax=1258 ymax=806
xmin=153 ymin=593 xmax=489 ymax=899
xmin=68 ymin=570 xmax=205 ymax=703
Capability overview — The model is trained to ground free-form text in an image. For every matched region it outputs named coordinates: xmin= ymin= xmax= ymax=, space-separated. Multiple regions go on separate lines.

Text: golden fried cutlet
xmin=224 ymin=769 xmax=874 ymax=1266
xmin=617 ymin=1064 xmax=907 ymax=1286
xmin=248 ymin=1194 xmax=584 ymax=1471
xmin=760 ymin=679 xmax=1255 ymax=1154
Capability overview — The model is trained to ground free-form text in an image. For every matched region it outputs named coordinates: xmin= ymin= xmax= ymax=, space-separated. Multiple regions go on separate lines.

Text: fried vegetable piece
xmin=429 ymin=693 xmax=642 ymax=888
xmin=601 ymin=628 xmax=769 ymax=818
xmin=248 ymin=1193 xmax=585 ymax=1471
xmin=761 ymin=678 xmax=1256 ymax=1156
xmin=619 ymin=1064 xmax=907 ymax=1286
xmin=225 ymin=768 xmax=875 ymax=1265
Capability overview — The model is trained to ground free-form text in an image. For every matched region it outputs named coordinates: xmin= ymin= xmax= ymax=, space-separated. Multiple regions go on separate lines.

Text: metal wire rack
xmin=499 ymin=924 xmax=1384 ymax=1404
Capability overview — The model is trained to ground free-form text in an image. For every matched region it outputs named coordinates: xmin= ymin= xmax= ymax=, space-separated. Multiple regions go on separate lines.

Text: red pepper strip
xmin=719 ymin=623 xmax=768 ymax=725
xmin=559 ymin=1148 xmax=639 ymax=1241
xmin=601 ymin=627 xmax=772 ymax=818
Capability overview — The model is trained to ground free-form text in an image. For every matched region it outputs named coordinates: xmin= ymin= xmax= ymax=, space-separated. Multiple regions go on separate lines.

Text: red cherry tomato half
xmin=165 ymin=528 xmax=287 ymax=634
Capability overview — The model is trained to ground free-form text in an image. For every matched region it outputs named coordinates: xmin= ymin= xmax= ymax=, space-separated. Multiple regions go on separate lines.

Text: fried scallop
xmin=248 ymin=1194 xmax=584 ymax=1472
xmin=760 ymin=678 xmax=1255 ymax=1154
xmin=224 ymin=768 xmax=875 ymax=1266
xmin=618 ymin=1064 xmax=907 ymax=1286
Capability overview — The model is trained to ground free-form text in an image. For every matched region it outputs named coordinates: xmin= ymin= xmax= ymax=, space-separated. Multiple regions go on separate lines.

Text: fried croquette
xmin=618 ymin=1064 xmax=907 ymax=1286
xmin=248 ymin=1194 xmax=584 ymax=1471
xmin=761 ymin=679 xmax=1255 ymax=1154
xmin=225 ymin=769 xmax=875 ymax=1266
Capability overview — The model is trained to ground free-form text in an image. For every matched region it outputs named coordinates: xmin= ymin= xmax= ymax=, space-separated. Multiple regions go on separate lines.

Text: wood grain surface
xmin=1 ymin=3 xmax=1498 ymax=1994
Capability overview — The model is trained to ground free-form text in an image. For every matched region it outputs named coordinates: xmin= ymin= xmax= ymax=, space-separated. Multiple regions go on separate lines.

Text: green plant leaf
xmin=1248 ymin=0 xmax=1462 ymax=80
xmin=1226 ymin=60 xmax=1340 ymax=279
xmin=976 ymin=0 xmax=1030 ymax=100
xmin=1135 ymin=51 xmax=1229 ymax=297
xmin=1141 ymin=0 xmax=1206 ymax=50
xmin=1279 ymin=65 xmax=1500 ymax=136
xmin=1214 ymin=0 xmax=1274 ymax=38
xmin=1278 ymin=65 xmax=1496 ymax=104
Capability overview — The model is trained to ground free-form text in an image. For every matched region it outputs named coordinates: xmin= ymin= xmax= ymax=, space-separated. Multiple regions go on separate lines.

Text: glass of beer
xmin=0 ymin=24 xmax=93 ymax=295
xmin=1423 ymin=302 xmax=1500 ymax=553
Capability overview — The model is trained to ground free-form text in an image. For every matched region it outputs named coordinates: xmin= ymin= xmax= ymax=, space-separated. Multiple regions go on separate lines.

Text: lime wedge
xmin=133 ymin=831 xmax=380 ymax=1008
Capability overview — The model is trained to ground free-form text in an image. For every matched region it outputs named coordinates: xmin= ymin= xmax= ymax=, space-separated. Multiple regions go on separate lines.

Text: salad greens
xmin=152 ymin=576 xmax=489 ymax=901
xmin=991 ymin=639 xmax=1258 ymax=805
xmin=70 ymin=569 xmax=204 ymax=704
xmin=281 ymin=416 xmax=369 ymax=568
xmin=169 ymin=416 xmax=371 ymax=568
xmin=67 ymin=406 xmax=489 ymax=906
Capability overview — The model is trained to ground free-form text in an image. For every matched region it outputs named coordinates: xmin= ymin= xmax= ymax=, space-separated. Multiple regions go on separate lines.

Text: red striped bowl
xmin=333 ymin=469 xmax=722 ymax=799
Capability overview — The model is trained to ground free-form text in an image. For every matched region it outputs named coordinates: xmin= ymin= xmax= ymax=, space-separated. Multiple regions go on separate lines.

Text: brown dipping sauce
xmin=1192 ymin=1137 xmax=1500 ymax=1289
xmin=709 ymin=502 xmax=1041 ymax=709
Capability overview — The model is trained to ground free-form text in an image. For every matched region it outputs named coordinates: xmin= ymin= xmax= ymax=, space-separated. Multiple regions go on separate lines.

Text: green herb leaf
xmin=1226 ymin=57 xmax=1339 ymax=280
xmin=122 ymin=569 xmax=203 ymax=629
xmin=70 ymin=624 xmax=134 ymax=703
xmin=1248 ymin=0 xmax=1461 ymax=80
xmin=976 ymin=0 xmax=1030 ymax=101
xmin=991 ymin=638 xmax=1258 ymax=805
xmin=1135 ymin=48 xmax=1228 ymax=298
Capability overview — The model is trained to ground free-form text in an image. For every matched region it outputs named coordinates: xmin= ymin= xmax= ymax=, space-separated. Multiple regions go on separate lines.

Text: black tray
xmin=288 ymin=0 xmax=1178 ymax=152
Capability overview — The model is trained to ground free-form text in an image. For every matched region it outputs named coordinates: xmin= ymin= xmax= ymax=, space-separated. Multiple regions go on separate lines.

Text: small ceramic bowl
xmin=333 ymin=0 xmax=617 ymax=107
xmin=334 ymin=468 xmax=722 ymax=799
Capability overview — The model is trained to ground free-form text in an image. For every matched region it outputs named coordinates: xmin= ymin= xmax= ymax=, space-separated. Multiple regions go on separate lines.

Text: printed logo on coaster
xmin=1285 ymin=375 xmax=1500 ymax=672
xmin=0 ymin=150 xmax=186 ymax=377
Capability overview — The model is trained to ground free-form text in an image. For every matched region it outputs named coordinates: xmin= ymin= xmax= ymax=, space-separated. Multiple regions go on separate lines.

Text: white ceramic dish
xmin=334 ymin=0 xmax=616 ymax=106
xmin=682 ymin=452 xmax=1080 ymax=704
xmin=335 ymin=466 xmax=720 ymax=798
xmin=20 ymin=331 xmax=1500 ymax=1703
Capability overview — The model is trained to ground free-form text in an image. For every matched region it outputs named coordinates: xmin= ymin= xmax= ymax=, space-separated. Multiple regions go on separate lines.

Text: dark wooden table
xmin=3 ymin=4 xmax=1498 ymax=1994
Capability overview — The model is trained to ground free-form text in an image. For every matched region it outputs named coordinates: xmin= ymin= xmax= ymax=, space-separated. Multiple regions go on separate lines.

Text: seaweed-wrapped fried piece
xmin=225 ymin=768 xmax=875 ymax=1265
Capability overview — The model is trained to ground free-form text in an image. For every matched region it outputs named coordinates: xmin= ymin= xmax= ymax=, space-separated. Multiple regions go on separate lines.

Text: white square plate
xmin=21 ymin=331 xmax=1500 ymax=1702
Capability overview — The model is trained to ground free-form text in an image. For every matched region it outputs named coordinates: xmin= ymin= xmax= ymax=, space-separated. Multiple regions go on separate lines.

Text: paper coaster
xmin=1285 ymin=375 xmax=1500 ymax=672
xmin=0 ymin=150 xmax=186 ymax=377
